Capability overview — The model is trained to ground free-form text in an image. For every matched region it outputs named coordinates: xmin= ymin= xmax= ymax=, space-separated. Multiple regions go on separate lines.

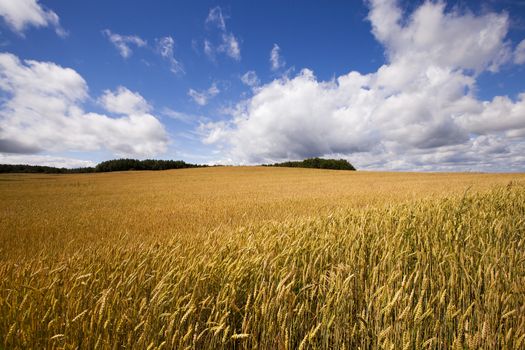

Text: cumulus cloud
xmin=200 ymin=0 xmax=525 ymax=171
xmin=0 ymin=0 xmax=66 ymax=36
xmin=204 ymin=6 xmax=241 ymax=61
xmin=0 ymin=52 xmax=168 ymax=158
xmin=270 ymin=44 xmax=285 ymax=71
xmin=241 ymin=71 xmax=260 ymax=87
xmin=99 ymin=86 xmax=151 ymax=115
xmin=103 ymin=29 xmax=147 ymax=58
xmin=369 ymin=0 xmax=512 ymax=73
xmin=157 ymin=36 xmax=184 ymax=74
xmin=457 ymin=94 xmax=525 ymax=135
xmin=188 ymin=83 xmax=220 ymax=106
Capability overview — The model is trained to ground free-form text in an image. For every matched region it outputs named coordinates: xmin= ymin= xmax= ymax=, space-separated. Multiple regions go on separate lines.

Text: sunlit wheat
xmin=0 ymin=168 xmax=524 ymax=348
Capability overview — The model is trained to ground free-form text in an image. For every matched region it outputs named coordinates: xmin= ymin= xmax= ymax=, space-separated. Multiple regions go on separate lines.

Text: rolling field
xmin=1 ymin=167 xmax=525 ymax=348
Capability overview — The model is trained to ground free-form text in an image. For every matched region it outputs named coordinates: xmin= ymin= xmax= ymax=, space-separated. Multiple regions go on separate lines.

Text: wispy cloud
xmin=241 ymin=71 xmax=260 ymax=87
xmin=270 ymin=44 xmax=285 ymax=71
xmin=204 ymin=7 xmax=241 ymax=61
xmin=102 ymin=30 xmax=184 ymax=75
xmin=161 ymin=108 xmax=200 ymax=124
xmin=203 ymin=39 xmax=215 ymax=60
xmin=103 ymin=29 xmax=146 ymax=58
xmin=206 ymin=6 xmax=226 ymax=31
xmin=218 ymin=33 xmax=241 ymax=61
xmin=188 ymin=83 xmax=220 ymax=106
xmin=515 ymin=39 xmax=525 ymax=64
xmin=156 ymin=36 xmax=184 ymax=74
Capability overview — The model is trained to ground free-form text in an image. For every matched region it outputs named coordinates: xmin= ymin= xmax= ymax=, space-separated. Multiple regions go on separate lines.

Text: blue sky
xmin=0 ymin=0 xmax=525 ymax=171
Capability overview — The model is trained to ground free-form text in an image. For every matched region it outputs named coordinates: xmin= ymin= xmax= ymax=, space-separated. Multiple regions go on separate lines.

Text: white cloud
xmin=218 ymin=33 xmax=241 ymax=61
xmin=0 ymin=154 xmax=95 ymax=168
xmin=188 ymin=89 xmax=207 ymax=106
xmin=206 ymin=6 xmax=226 ymax=31
xmin=194 ymin=85 xmax=220 ymax=106
xmin=515 ymin=39 xmax=525 ymax=65
xmin=99 ymin=86 xmax=151 ymax=115
xmin=270 ymin=44 xmax=285 ymax=71
xmin=103 ymin=29 xmax=146 ymax=58
xmin=102 ymin=31 xmax=184 ymax=74
xmin=188 ymin=83 xmax=220 ymax=106
xmin=368 ymin=0 xmax=511 ymax=73
xmin=161 ymin=108 xmax=199 ymax=124
xmin=199 ymin=0 xmax=525 ymax=171
xmin=0 ymin=0 xmax=65 ymax=37
xmin=204 ymin=39 xmax=214 ymax=59
xmin=457 ymin=94 xmax=525 ymax=135
xmin=241 ymin=71 xmax=260 ymax=87
xmin=204 ymin=6 xmax=241 ymax=61
xmin=157 ymin=36 xmax=184 ymax=74
xmin=0 ymin=52 xmax=168 ymax=158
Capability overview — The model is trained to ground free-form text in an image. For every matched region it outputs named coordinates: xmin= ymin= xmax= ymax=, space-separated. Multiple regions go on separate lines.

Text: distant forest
xmin=0 ymin=157 xmax=356 ymax=173
xmin=265 ymin=157 xmax=356 ymax=170
xmin=0 ymin=159 xmax=205 ymax=174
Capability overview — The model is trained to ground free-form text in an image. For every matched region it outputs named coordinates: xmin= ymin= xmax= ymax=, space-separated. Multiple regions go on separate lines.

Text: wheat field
xmin=1 ymin=167 xmax=524 ymax=349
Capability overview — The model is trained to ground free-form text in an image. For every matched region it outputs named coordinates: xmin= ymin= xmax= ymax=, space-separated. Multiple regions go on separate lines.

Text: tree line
xmin=264 ymin=157 xmax=356 ymax=170
xmin=0 ymin=159 xmax=206 ymax=174
xmin=94 ymin=159 xmax=206 ymax=172
xmin=0 ymin=157 xmax=356 ymax=173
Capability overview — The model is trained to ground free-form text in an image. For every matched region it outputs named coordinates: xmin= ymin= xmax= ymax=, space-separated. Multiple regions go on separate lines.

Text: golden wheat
xmin=0 ymin=167 xmax=524 ymax=348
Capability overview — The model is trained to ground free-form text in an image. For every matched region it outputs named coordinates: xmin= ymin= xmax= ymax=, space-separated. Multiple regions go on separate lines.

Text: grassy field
xmin=1 ymin=167 xmax=524 ymax=348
